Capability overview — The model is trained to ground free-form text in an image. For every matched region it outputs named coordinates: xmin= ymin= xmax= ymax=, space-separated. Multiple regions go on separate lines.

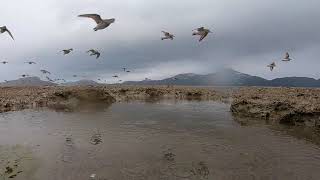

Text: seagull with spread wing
xmin=46 ymin=76 xmax=54 ymax=82
xmin=78 ymin=14 xmax=115 ymax=31
xmin=87 ymin=49 xmax=101 ymax=59
xmin=40 ymin=69 xmax=51 ymax=74
xmin=161 ymin=31 xmax=175 ymax=40
xmin=282 ymin=52 xmax=292 ymax=62
xmin=62 ymin=49 xmax=73 ymax=55
xmin=192 ymin=27 xmax=212 ymax=42
xmin=25 ymin=61 xmax=36 ymax=65
xmin=267 ymin=62 xmax=276 ymax=71
xmin=0 ymin=26 xmax=14 ymax=40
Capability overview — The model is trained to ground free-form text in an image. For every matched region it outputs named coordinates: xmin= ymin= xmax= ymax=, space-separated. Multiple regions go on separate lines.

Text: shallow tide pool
xmin=1 ymin=100 xmax=320 ymax=180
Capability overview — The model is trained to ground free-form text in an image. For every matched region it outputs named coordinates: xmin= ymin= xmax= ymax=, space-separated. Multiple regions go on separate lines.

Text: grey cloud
xmin=0 ymin=0 xmax=320 ymax=83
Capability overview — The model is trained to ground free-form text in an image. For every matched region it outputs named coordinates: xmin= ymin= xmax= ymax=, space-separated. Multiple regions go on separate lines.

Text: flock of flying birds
xmin=1 ymin=13 xmax=289 ymax=84
xmin=267 ymin=52 xmax=293 ymax=71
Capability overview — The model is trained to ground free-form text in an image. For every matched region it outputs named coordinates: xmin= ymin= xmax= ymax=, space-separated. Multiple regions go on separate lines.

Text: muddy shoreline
xmin=1 ymin=86 xmax=320 ymax=129
xmin=0 ymin=86 xmax=232 ymax=113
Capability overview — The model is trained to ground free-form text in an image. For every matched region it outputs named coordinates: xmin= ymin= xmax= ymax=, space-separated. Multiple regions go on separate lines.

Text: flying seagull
xmin=21 ymin=74 xmax=29 ymax=78
xmin=282 ymin=52 xmax=292 ymax=62
xmin=1 ymin=61 xmax=8 ymax=64
xmin=40 ymin=69 xmax=51 ymax=74
xmin=78 ymin=14 xmax=115 ymax=31
xmin=126 ymin=70 xmax=131 ymax=73
xmin=192 ymin=27 xmax=212 ymax=42
xmin=62 ymin=49 xmax=73 ymax=55
xmin=87 ymin=49 xmax=101 ymax=59
xmin=25 ymin=61 xmax=36 ymax=64
xmin=267 ymin=62 xmax=276 ymax=71
xmin=161 ymin=31 xmax=175 ymax=40
xmin=46 ymin=76 xmax=54 ymax=82
xmin=0 ymin=26 xmax=14 ymax=40
xmin=112 ymin=75 xmax=119 ymax=78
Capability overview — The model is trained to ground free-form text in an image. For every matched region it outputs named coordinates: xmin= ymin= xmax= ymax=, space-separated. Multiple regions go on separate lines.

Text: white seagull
xmin=282 ymin=52 xmax=292 ymax=62
xmin=40 ymin=69 xmax=51 ymax=74
xmin=161 ymin=31 xmax=175 ymax=40
xmin=0 ymin=26 xmax=14 ymax=40
xmin=87 ymin=49 xmax=101 ymax=59
xmin=192 ymin=27 xmax=212 ymax=42
xmin=25 ymin=61 xmax=36 ymax=65
xmin=78 ymin=14 xmax=115 ymax=31
xmin=267 ymin=62 xmax=276 ymax=71
xmin=62 ymin=49 xmax=73 ymax=55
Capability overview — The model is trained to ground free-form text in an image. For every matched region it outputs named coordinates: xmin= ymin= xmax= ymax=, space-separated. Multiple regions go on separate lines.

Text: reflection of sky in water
xmin=0 ymin=100 xmax=320 ymax=180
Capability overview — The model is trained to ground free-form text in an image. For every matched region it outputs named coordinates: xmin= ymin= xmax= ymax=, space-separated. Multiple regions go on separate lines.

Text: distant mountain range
xmin=123 ymin=69 xmax=320 ymax=87
xmin=0 ymin=77 xmax=56 ymax=87
xmin=1 ymin=69 xmax=320 ymax=87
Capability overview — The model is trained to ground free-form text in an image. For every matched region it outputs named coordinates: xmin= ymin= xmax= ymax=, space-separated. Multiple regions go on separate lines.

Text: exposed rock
xmin=231 ymin=87 xmax=320 ymax=128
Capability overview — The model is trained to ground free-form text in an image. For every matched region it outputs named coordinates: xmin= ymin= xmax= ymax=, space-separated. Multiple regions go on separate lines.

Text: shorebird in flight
xmin=1 ymin=61 xmax=8 ymax=64
xmin=192 ymin=27 xmax=212 ymax=42
xmin=78 ymin=14 xmax=115 ymax=31
xmin=62 ymin=49 xmax=73 ymax=55
xmin=126 ymin=70 xmax=131 ymax=73
xmin=25 ymin=61 xmax=36 ymax=65
xmin=282 ymin=52 xmax=292 ymax=62
xmin=112 ymin=75 xmax=119 ymax=78
xmin=87 ymin=49 xmax=101 ymax=59
xmin=46 ymin=76 xmax=54 ymax=82
xmin=267 ymin=62 xmax=276 ymax=71
xmin=0 ymin=26 xmax=14 ymax=40
xmin=161 ymin=31 xmax=175 ymax=40
xmin=40 ymin=69 xmax=51 ymax=74
xmin=21 ymin=74 xmax=29 ymax=78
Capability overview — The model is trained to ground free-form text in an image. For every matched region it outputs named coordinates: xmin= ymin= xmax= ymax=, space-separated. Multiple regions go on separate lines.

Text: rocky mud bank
xmin=0 ymin=86 xmax=231 ymax=113
xmin=2 ymin=86 xmax=320 ymax=130
xmin=231 ymin=87 xmax=320 ymax=129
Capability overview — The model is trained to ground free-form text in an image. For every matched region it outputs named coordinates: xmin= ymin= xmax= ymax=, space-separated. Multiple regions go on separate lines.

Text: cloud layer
xmin=0 ymin=0 xmax=319 ymax=83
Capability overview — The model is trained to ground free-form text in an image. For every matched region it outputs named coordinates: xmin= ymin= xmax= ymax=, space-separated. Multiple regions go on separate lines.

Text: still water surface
xmin=1 ymin=100 xmax=320 ymax=180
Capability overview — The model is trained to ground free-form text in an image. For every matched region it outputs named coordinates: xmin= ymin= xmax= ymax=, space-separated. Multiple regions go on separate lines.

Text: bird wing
xmin=285 ymin=52 xmax=290 ymax=59
xmin=96 ymin=52 xmax=100 ymax=59
xmin=87 ymin=49 xmax=95 ymax=53
xmin=78 ymin=14 xmax=103 ymax=24
xmin=199 ymin=32 xmax=209 ymax=42
xmin=197 ymin=27 xmax=205 ymax=31
xmin=162 ymin=31 xmax=169 ymax=36
xmin=5 ymin=29 xmax=14 ymax=40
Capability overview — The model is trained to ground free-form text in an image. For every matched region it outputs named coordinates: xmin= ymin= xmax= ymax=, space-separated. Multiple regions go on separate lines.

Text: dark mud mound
xmin=48 ymin=88 xmax=116 ymax=111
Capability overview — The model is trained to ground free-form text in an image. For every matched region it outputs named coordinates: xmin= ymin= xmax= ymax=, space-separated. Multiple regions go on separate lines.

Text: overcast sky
xmin=0 ymin=0 xmax=320 ymax=83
